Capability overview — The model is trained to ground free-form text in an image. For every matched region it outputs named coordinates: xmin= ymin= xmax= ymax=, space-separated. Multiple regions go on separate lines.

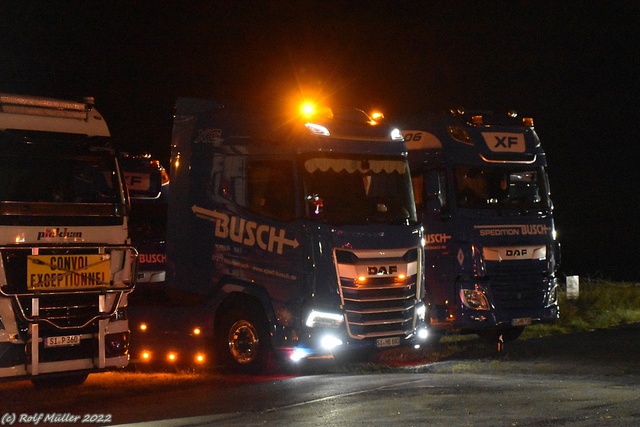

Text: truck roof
xmin=0 ymin=93 xmax=110 ymax=137
xmin=174 ymin=97 xmax=406 ymax=157
xmin=402 ymin=109 xmax=545 ymax=166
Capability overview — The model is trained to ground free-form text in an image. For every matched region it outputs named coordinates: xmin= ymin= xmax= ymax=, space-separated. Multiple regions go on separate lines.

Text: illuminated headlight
xmin=417 ymin=327 xmax=429 ymax=341
xmin=305 ymin=310 xmax=344 ymax=328
xmin=290 ymin=347 xmax=310 ymax=362
xmin=390 ymin=128 xmax=404 ymax=141
xmin=320 ymin=335 xmax=343 ymax=350
xmin=460 ymin=287 xmax=490 ymax=310
xmin=305 ymin=122 xmax=330 ymax=136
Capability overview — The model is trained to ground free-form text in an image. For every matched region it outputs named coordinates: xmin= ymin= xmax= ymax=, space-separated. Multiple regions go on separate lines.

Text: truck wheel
xmin=217 ymin=306 xmax=274 ymax=374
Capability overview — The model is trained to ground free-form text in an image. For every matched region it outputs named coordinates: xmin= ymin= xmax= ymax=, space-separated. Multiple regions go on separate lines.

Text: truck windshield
xmin=0 ymin=153 xmax=121 ymax=204
xmin=302 ymin=155 xmax=417 ymax=226
xmin=454 ymin=165 xmax=551 ymax=211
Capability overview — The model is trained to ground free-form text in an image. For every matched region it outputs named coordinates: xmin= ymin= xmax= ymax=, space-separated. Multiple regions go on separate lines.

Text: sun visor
xmin=304 ymin=157 xmax=406 ymax=174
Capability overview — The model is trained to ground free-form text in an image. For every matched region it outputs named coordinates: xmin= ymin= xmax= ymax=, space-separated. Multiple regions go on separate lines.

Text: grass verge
xmin=523 ymin=279 xmax=640 ymax=339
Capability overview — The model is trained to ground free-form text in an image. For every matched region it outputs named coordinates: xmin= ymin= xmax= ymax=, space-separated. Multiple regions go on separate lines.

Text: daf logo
xmin=506 ymin=249 xmax=528 ymax=257
xmin=368 ymin=266 xmax=398 ymax=275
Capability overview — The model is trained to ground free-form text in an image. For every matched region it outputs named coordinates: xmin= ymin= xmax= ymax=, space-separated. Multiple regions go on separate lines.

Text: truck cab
xmin=0 ymin=94 xmax=137 ymax=384
xmin=120 ymin=152 xmax=168 ymax=285
xmin=131 ymin=98 xmax=428 ymax=372
xmin=402 ymin=109 xmax=560 ymax=346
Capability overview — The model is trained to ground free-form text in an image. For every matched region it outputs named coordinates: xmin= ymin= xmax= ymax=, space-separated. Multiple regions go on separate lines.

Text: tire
xmin=216 ymin=305 xmax=274 ymax=374
xmin=31 ymin=372 xmax=89 ymax=388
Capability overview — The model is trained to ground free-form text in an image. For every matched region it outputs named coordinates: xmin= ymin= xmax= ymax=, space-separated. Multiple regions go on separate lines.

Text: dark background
xmin=1 ymin=1 xmax=638 ymax=281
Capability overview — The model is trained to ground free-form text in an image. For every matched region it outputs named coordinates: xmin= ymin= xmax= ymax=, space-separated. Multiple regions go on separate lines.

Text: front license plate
xmin=45 ymin=335 xmax=81 ymax=348
xmin=27 ymin=254 xmax=110 ymax=291
xmin=511 ymin=317 xmax=532 ymax=327
xmin=376 ymin=336 xmax=401 ymax=348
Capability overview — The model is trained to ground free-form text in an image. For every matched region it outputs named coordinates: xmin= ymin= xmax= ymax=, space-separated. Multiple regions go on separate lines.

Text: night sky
xmin=1 ymin=1 xmax=638 ymax=281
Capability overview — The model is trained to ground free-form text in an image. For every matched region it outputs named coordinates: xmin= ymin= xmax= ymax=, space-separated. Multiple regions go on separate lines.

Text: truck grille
xmin=1 ymin=246 xmax=133 ymax=329
xmin=489 ymin=263 xmax=547 ymax=309
xmin=336 ymin=248 xmax=421 ymax=339
xmin=17 ymin=293 xmax=101 ymax=329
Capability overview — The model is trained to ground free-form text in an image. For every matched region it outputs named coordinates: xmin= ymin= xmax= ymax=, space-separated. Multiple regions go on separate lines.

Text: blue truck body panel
xmin=402 ymin=110 xmax=560 ymax=339
xmin=130 ymin=99 xmax=427 ymax=370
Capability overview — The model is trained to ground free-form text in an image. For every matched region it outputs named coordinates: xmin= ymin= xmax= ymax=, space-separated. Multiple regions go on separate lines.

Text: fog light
xmin=290 ymin=347 xmax=310 ymax=362
xmin=320 ymin=335 xmax=343 ymax=350
xmin=460 ymin=287 xmax=490 ymax=310
xmin=105 ymin=332 xmax=129 ymax=357
xmin=417 ymin=327 xmax=429 ymax=340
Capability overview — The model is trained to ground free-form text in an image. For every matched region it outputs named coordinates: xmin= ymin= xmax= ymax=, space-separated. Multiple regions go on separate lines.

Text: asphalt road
xmin=2 ymin=324 xmax=640 ymax=426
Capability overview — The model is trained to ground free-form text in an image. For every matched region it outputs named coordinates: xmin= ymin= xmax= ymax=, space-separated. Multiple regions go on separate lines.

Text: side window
xmin=430 ymin=168 xmax=448 ymax=211
xmin=415 ymin=167 xmax=448 ymax=214
xmin=246 ymin=160 xmax=296 ymax=222
xmin=208 ymin=155 xmax=245 ymax=205
xmin=411 ymin=174 xmax=424 ymax=209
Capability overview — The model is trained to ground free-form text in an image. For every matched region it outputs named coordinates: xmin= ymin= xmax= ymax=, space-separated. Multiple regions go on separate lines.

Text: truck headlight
xmin=416 ymin=301 xmax=427 ymax=322
xmin=305 ymin=310 xmax=344 ymax=328
xmin=460 ymin=286 xmax=490 ymax=310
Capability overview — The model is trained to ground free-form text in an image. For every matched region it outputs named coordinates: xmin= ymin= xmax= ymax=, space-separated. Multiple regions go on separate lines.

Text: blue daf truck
xmin=130 ymin=98 xmax=428 ymax=372
xmin=401 ymin=109 xmax=560 ymax=348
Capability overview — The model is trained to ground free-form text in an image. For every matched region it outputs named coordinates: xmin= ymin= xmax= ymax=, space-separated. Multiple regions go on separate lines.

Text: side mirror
xmin=306 ymin=194 xmax=324 ymax=216
xmin=425 ymin=170 xmax=443 ymax=214
xmin=426 ymin=197 xmax=442 ymax=214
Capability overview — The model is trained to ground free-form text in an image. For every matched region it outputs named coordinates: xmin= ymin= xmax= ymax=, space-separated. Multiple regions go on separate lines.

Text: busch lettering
xmin=427 ymin=233 xmax=452 ymax=244
xmin=192 ymin=206 xmax=299 ymax=254
xmin=475 ymin=224 xmax=550 ymax=237
xmin=139 ymin=253 xmax=167 ymax=264
xmin=368 ymin=265 xmax=398 ymax=275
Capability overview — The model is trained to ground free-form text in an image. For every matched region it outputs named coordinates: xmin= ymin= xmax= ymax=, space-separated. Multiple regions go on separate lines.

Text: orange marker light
xmin=300 ymin=102 xmax=316 ymax=117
